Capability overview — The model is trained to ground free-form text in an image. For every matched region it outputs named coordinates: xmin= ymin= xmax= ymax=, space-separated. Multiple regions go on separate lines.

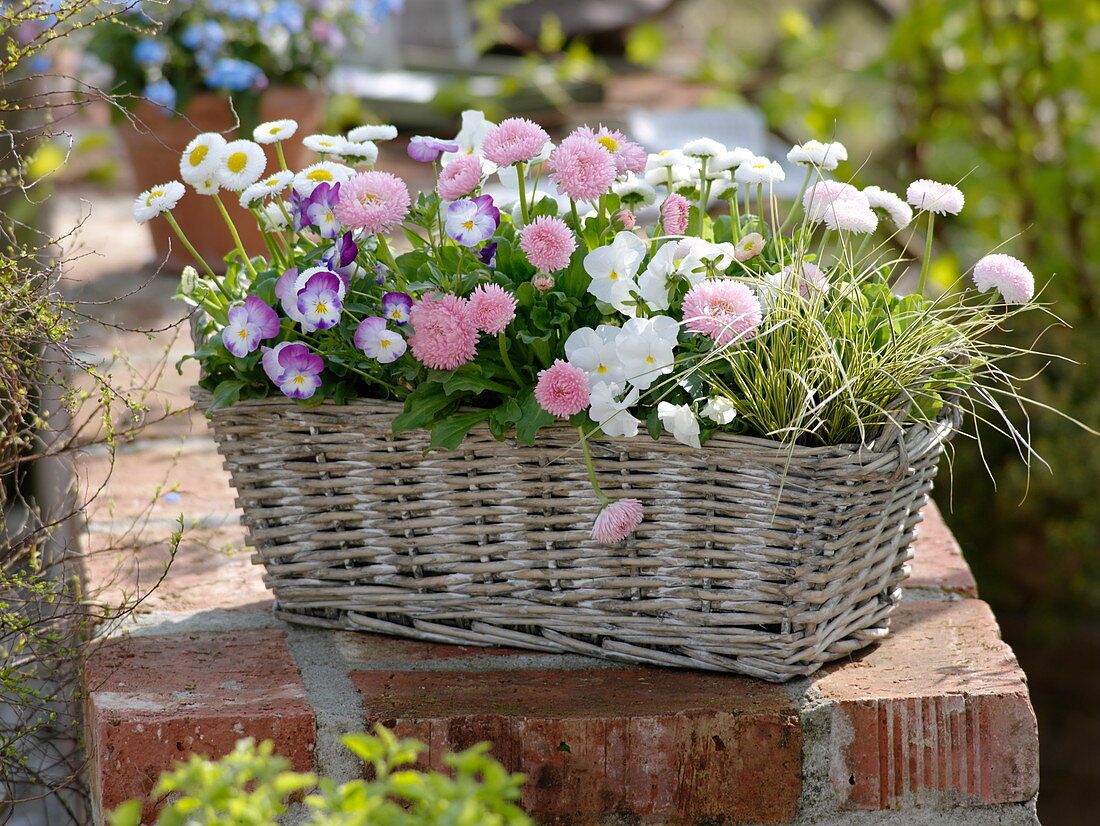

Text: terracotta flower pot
xmin=120 ymin=87 xmax=325 ymax=273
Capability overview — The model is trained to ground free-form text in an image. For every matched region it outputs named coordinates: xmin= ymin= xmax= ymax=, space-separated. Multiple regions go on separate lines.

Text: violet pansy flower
xmin=221 ymin=296 xmax=280 ymax=357
xmin=354 ymin=316 xmax=407 ymax=363
xmin=381 ymin=291 xmax=413 ymax=325
xmin=303 ymin=181 xmax=341 ymax=238
xmin=276 ymin=266 xmax=346 ymax=332
xmin=445 ymin=194 xmax=500 ymax=247
xmin=296 ymin=270 xmax=344 ymax=330
xmin=322 ymin=231 xmax=359 ymax=284
xmin=477 ymin=241 xmax=498 ymax=268
xmin=261 ymin=341 xmax=324 ymax=400
xmin=288 ymin=189 xmax=310 ymax=231
xmin=407 ymin=135 xmax=460 ymax=163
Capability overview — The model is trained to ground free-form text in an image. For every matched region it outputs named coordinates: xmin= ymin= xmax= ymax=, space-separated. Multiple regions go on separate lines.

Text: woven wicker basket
xmin=193 ymin=386 xmax=957 ymax=681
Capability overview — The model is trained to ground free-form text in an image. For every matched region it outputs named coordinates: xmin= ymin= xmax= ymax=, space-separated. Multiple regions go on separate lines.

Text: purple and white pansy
xmin=221 ymin=296 xmax=280 ymax=357
xmin=354 ymin=316 xmax=407 ymax=363
xmin=261 ymin=341 xmax=324 ymax=400
xmin=276 ymin=266 xmax=347 ymax=332
xmin=445 ymin=194 xmax=500 ymax=247
xmin=381 ymin=291 xmax=413 ymax=325
xmin=322 ymin=231 xmax=359 ymax=282
xmin=407 ymin=135 xmax=460 ymax=163
xmin=303 ymin=182 xmax=341 ymax=238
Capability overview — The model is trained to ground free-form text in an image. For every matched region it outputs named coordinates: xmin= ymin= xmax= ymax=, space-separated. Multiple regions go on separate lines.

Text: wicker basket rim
xmin=191 ymin=387 xmax=958 ymax=462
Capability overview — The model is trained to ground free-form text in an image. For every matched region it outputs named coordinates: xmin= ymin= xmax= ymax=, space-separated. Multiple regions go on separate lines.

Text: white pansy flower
xmin=292 ymin=161 xmax=356 ymax=196
xmin=683 ymin=137 xmax=726 ymax=158
xmin=216 ymin=139 xmax=266 ymax=191
xmin=637 ymin=241 xmax=679 ymax=311
xmin=588 ymin=382 xmax=641 ymax=438
xmin=584 ymin=231 xmax=648 ymax=314
xmin=179 ymin=132 xmax=226 ymax=185
xmin=239 ymin=170 xmax=294 ymax=207
xmin=347 ymin=124 xmax=398 ymax=142
xmin=787 ymin=140 xmax=848 ymax=171
xmin=734 ymin=156 xmax=786 ymax=185
xmin=253 ymin=119 xmax=298 ymax=144
xmin=565 ymin=325 xmax=625 ymax=385
xmin=657 ymin=402 xmax=701 ymax=448
xmin=615 ymin=315 xmax=679 ymax=391
xmin=862 ymin=185 xmax=913 ymax=229
xmin=613 ymin=174 xmax=657 ymax=207
xmin=132 ymin=180 xmax=185 ymax=223
xmin=675 ymin=237 xmax=736 ymax=280
xmin=702 ymin=396 xmax=738 ymax=425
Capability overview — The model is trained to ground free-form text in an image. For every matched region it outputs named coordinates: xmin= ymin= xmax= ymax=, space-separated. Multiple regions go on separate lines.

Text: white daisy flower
xmin=645 ymin=150 xmax=693 ymax=171
xmin=216 ymin=139 xmax=266 ymax=192
xmin=132 ymin=180 xmax=185 ymax=224
xmin=613 ymin=174 xmax=657 ymax=207
xmin=303 ymin=133 xmax=348 ymax=154
xmin=863 ymin=185 xmax=913 ymax=229
xmin=787 ymin=140 xmax=848 ymax=171
xmin=347 ymin=124 xmax=398 ymax=142
xmin=192 ymin=176 xmax=221 ymax=196
xmin=292 ymin=162 xmax=356 ymax=196
xmin=239 ymin=170 xmax=294 ymax=207
xmin=339 ymin=140 xmax=379 ymax=164
xmin=710 ymin=178 xmax=738 ymax=200
xmin=657 ymin=402 xmax=701 ymax=448
xmin=258 ymin=201 xmax=289 ymax=231
xmin=253 ymin=119 xmax=298 ymax=144
xmin=683 ymin=137 xmax=727 ymax=158
xmin=709 ymin=147 xmax=756 ymax=172
xmin=906 ymin=179 xmax=965 ymax=215
xmin=643 ymin=164 xmax=694 ymax=189
xmin=734 ymin=156 xmax=786 ymax=185
xmin=179 ymin=132 xmax=227 ymax=185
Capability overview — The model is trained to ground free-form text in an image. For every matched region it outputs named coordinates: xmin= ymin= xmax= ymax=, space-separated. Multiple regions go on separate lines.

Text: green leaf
xmin=646 ymin=408 xmax=663 ymax=440
xmin=208 ymin=378 xmax=247 ymax=410
xmin=391 ymin=382 xmax=455 ymax=434
xmin=514 ymin=390 xmax=555 ymax=445
xmin=107 ymin=801 xmax=142 ymax=826
xmin=430 ymin=410 xmax=491 ymax=449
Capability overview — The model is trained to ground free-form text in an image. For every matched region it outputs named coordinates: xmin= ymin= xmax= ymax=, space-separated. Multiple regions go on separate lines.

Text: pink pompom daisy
xmin=781 ymin=262 xmax=830 ymax=298
xmin=407 ymin=292 xmax=480 ymax=370
xmin=548 ymin=134 xmax=617 ymax=202
xmin=574 ymin=125 xmax=647 ymax=176
xmin=534 ymin=359 xmax=590 ymax=418
xmin=467 ymin=283 xmax=517 ymax=334
xmin=803 ymin=181 xmax=864 ymax=222
xmin=972 ymin=253 xmax=1035 ymax=304
xmin=617 ymin=208 xmax=636 ymax=230
xmin=906 ymin=179 xmax=965 ymax=215
xmin=532 ymin=273 xmax=555 ymax=292
xmin=480 ymin=117 xmax=549 ymax=167
xmin=682 ymin=279 xmax=763 ymax=345
xmin=437 ymin=155 xmax=483 ymax=201
xmin=334 ymin=171 xmax=410 ymax=234
xmin=591 ymin=498 xmax=644 ymax=543
xmin=519 ymin=216 xmax=577 ymax=273
xmin=661 ymin=193 xmax=690 ymax=236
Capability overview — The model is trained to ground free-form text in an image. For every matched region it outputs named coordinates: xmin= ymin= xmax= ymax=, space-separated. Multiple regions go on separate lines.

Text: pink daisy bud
xmin=334 ymin=171 xmax=411 ymax=234
xmin=534 ymin=359 xmax=590 ymax=418
xmin=407 ymin=292 xmax=480 ymax=371
xmin=548 ymin=135 xmax=617 ymax=202
xmin=532 ymin=274 xmax=555 ymax=292
xmin=682 ymin=279 xmax=763 ymax=346
xmin=972 ymin=253 xmax=1035 ymax=304
xmin=480 ymin=117 xmax=550 ymax=167
xmin=906 ymin=179 xmax=965 ymax=216
xmin=591 ymin=498 xmax=644 ymax=543
xmin=437 ymin=155 xmax=484 ymax=201
xmin=661 ymin=194 xmax=690 ymax=236
xmin=519 ymin=215 xmax=577 ymax=273
xmin=467 ymin=283 xmax=517 ymax=334
xmin=617 ymin=208 xmax=636 ymax=230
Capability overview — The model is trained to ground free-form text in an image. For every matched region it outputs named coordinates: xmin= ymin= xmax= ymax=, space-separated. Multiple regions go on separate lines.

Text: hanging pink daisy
xmin=662 ymin=193 xmax=690 ymax=236
xmin=590 ymin=498 xmax=644 ymax=543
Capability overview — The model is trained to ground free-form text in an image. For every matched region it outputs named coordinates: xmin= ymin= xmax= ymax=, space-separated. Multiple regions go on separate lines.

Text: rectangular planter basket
xmin=194 ymin=388 xmax=956 ymax=682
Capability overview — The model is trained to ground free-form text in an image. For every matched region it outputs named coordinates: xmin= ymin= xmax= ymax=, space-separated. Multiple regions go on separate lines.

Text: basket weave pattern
xmin=195 ymin=390 xmax=955 ymax=681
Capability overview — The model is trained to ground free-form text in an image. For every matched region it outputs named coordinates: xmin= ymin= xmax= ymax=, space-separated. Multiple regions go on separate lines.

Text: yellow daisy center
xmin=145 ymin=190 xmax=164 ymax=205
xmin=265 ymin=178 xmax=281 ymax=187
xmin=308 ymin=170 xmax=334 ymax=182
xmin=227 ymin=152 xmax=249 ymax=174
xmin=597 ymin=136 xmax=619 ymax=153
xmin=646 ymin=356 xmax=655 ymax=364
xmin=271 ymin=126 xmax=283 ymax=134
xmin=188 ymin=145 xmax=208 ymax=167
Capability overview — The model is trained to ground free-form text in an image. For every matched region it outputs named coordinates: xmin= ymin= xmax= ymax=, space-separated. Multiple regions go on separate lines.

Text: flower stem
xmin=497 ymin=332 xmax=524 ymax=386
xmin=375 ymin=233 xmax=400 ymax=275
xmin=212 ymin=193 xmax=258 ymax=278
xmin=163 ymin=211 xmax=218 ymax=281
xmin=918 ymin=212 xmax=936 ymax=296
xmin=515 ymin=162 xmax=530 ymax=226
xmin=275 ymin=142 xmax=289 ymax=172
xmin=779 ymin=166 xmax=813 ymax=235
xmin=577 ymin=426 xmax=610 ymax=506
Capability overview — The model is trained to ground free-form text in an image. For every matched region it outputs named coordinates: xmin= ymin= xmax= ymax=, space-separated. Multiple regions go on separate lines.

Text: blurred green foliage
xmin=108 ymin=727 xmax=530 ymax=826
xmin=670 ymin=0 xmax=1100 ymax=635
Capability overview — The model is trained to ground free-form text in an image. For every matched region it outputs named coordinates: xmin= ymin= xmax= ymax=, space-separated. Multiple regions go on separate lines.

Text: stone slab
xmin=84 ymin=629 xmax=314 ymax=820
xmin=810 ymin=599 xmax=1038 ymax=811
xmin=351 ymin=667 xmax=801 ymax=824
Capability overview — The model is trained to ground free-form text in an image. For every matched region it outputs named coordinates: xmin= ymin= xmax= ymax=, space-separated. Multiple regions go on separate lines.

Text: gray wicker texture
xmin=193 ymin=389 xmax=956 ymax=681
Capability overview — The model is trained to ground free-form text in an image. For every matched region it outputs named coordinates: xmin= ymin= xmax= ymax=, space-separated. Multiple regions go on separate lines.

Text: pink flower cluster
xmin=548 ymin=134 xmax=617 ymax=203
xmin=480 ymin=118 xmax=549 ymax=168
xmin=573 ymin=126 xmax=647 ymax=177
xmin=407 ymin=285 xmax=518 ymax=370
xmin=467 ymin=283 xmax=517 ymax=334
xmin=437 ymin=155 xmax=483 ymax=201
xmin=520 ymin=216 xmax=576 ymax=273
xmin=682 ymin=280 xmax=763 ymax=345
xmin=534 ymin=360 xmax=590 ymax=418
xmin=334 ymin=171 xmax=410 ymax=234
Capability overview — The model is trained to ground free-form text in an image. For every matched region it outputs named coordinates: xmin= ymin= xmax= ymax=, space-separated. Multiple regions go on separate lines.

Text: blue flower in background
xmin=263 ymin=1 xmax=305 ymax=34
xmin=226 ymin=0 xmax=262 ymax=21
xmin=132 ymin=38 xmax=167 ymax=66
xmin=204 ymin=58 xmax=266 ymax=92
xmin=180 ymin=21 xmax=225 ymax=54
xmin=353 ymin=0 xmax=404 ymax=23
xmin=144 ymin=80 xmax=177 ymax=111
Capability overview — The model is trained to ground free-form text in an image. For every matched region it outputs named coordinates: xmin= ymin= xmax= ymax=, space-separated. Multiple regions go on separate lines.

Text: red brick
xmin=352 ymin=668 xmax=800 ymax=824
xmin=909 ymin=501 xmax=979 ymax=597
xmin=813 ymin=599 xmax=1038 ymax=809
xmin=85 ymin=630 xmax=314 ymax=820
